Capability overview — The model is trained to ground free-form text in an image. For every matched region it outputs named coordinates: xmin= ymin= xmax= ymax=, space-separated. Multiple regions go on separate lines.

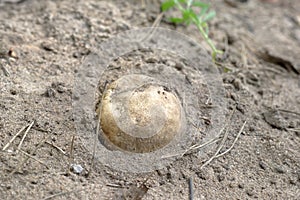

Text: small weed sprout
xmin=161 ymin=0 xmax=223 ymax=60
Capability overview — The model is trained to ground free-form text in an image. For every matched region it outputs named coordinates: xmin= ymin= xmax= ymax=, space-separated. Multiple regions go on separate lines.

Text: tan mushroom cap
xmin=99 ymin=74 xmax=184 ymax=153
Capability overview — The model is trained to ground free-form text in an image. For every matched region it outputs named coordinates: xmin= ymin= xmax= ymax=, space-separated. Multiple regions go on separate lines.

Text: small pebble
xmin=249 ymin=125 xmax=255 ymax=132
xmin=223 ymin=75 xmax=235 ymax=83
xmin=230 ymin=92 xmax=238 ymax=101
xmin=10 ymin=89 xmax=17 ymax=95
xmin=274 ymin=165 xmax=285 ymax=174
xmin=246 ymin=188 xmax=254 ymax=197
xmin=233 ymin=78 xmax=243 ymax=90
xmin=145 ymin=57 xmax=158 ymax=63
xmin=270 ymin=179 xmax=277 ymax=185
xmin=73 ymin=52 xmax=80 ymax=58
xmin=56 ymin=85 xmax=65 ymax=93
xmin=41 ymin=41 xmax=56 ymax=52
xmin=224 ymin=83 xmax=234 ymax=90
xmin=238 ymin=183 xmax=244 ymax=189
xmin=165 ymin=60 xmax=175 ymax=67
xmin=217 ymin=174 xmax=225 ymax=182
xmin=289 ymin=177 xmax=297 ymax=185
xmin=196 ymin=171 xmax=208 ymax=180
xmin=71 ymin=164 xmax=84 ymax=174
xmin=236 ymin=103 xmax=246 ymax=114
xmin=44 ymin=88 xmax=56 ymax=97
xmin=253 ymin=113 xmax=260 ymax=120
xmin=174 ymin=62 xmax=184 ymax=71
xmin=228 ymin=182 xmax=236 ymax=188
xmin=259 ymin=161 xmax=267 ymax=170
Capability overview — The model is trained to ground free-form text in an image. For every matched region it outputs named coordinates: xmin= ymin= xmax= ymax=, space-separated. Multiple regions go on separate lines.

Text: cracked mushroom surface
xmin=99 ymin=74 xmax=184 ymax=153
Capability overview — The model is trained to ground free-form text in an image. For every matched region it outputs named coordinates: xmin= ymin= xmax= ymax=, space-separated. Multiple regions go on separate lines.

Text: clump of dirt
xmin=0 ymin=0 xmax=299 ymax=199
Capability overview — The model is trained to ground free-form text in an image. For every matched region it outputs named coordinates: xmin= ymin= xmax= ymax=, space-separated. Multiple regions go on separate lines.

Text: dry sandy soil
xmin=0 ymin=0 xmax=299 ymax=199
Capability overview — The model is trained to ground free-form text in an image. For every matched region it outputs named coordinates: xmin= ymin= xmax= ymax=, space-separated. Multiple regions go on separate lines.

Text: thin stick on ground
xmin=161 ymin=118 xmax=225 ymax=159
xmin=141 ymin=0 xmax=145 ymax=8
xmin=0 ymin=63 xmax=10 ymax=76
xmin=45 ymin=141 xmax=66 ymax=156
xmin=70 ymin=135 xmax=75 ymax=159
xmin=19 ymin=149 xmax=49 ymax=169
xmin=2 ymin=123 xmax=28 ymax=151
xmin=200 ymin=123 xmax=231 ymax=169
xmin=68 ymin=135 xmax=75 ymax=173
xmin=9 ymin=136 xmax=49 ymax=176
xmin=215 ymin=120 xmax=247 ymax=159
xmin=188 ymin=177 xmax=194 ymax=200
xmin=106 ymin=183 xmax=124 ymax=188
xmin=200 ymin=120 xmax=247 ymax=169
xmin=278 ymin=109 xmax=300 ymax=116
xmin=42 ymin=189 xmax=84 ymax=200
xmin=190 ymin=136 xmax=221 ymax=152
xmin=200 ymin=109 xmax=236 ymax=169
xmin=138 ymin=12 xmax=164 ymax=43
xmin=17 ymin=121 xmax=34 ymax=152
xmin=287 ymin=128 xmax=300 ymax=133
xmin=89 ymin=118 xmax=100 ymax=175
xmin=162 ymin=115 xmax=219 ymax=159
xmin=182 ymin=136 xmax=221 ymax=157
xmin=161 ymin=136 xmax=220 ymax=159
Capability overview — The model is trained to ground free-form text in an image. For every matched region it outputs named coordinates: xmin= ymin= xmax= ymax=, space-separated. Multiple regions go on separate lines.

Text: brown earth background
xmin=0 ymin=0 xmax=299 ymax=199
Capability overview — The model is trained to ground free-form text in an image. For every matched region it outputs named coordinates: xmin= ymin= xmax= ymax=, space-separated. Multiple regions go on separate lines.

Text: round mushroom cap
xmin=99 ymin=74 xmax=184 ymax=153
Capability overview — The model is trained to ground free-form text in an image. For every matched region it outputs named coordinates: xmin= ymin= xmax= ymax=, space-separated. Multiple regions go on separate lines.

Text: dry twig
xmin=89 ymin=118 xmax=100 ymax=175
xmin=45 ymin=141 xmax=66 ymax=156
xmin=161 ymin=136 xmax=220 ymax=159
xmin=189 ymin=136 xmax=221 ymax=152
xmin=200 ymin=120 xmax=247 ymax=169
xmin=2 ymin=123 xmax=28 ymax=151
xmin=9 ymin=136 xmax=49 ymax=176
xmin=287 ymin=128 xmax=300 ymax=133
xmin=200 ymin=123 xmax=231 ymax=169
xmin=42 ymin=189 xmax=83 ymax=200
xmin=0 ymin=63 xmax=10 ymax=76
xmin=188 ymin=177 xmax=194 ymax=200
xmin=106 ymin=183 xmax=124 ymax=188
xmin=278 ymin=109 xmax=300 ymax=116
xmin=67 ymin=135 xmax=75 ymax=173
xmin=200 ymin=109 xmax=236 ymax=169
xmin=138 ymin=12 xmax=164 ymax=43
xmin=17 ymin=121 xmax=34 ymax=152
xmin=215 ymin=120 xmax=247 ymax=159
xmin=19 ymin=149 xmax=49 ymax=169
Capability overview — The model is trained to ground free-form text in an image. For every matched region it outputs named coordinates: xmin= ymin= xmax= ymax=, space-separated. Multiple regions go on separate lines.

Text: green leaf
xmin=181 ymin=9 xmax=198 ymax=24
xmin=161 ymin=0 xmax=176 ymax=11
xmin=192 ymin=1 xmax=209 ymax=8
xmin=160 ymin=0 xmax=222 ymax=61
xmin=202 ymin=10 xmax=216 ymax=22
xmin=223 ymin=66 xmax=232 ymax=73
xmin=169 ymin=17 xmax=185 ymax=24
xmin=187 ymin=0 xmax=194 ymax=8
xmin=174 ymin=0 xmax=187 ymax=5
xmin=199 ymin=6 xmax=208 ymax=17
xmin=201 ymin=22 xmax=209 ymax=34
xmin=182 ymin=9 xmax=192 ymax=21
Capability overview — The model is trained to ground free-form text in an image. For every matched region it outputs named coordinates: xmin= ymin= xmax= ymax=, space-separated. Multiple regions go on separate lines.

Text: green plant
xmin=161 ymin=0 xmax=222 ymax=60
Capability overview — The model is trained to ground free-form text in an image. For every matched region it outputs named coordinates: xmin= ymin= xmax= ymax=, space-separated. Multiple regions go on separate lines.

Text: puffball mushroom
xmin=98 ymin=74 xmax=184 ymax=153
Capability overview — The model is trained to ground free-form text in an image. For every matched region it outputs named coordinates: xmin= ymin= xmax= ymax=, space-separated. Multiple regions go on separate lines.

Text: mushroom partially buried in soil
xmin=98 ymin=74 xmax=185 ymax=153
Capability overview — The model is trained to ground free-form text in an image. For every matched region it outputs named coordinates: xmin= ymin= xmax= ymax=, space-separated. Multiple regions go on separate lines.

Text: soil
xmin=0 ymin=0 xmax=299 ymax=199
